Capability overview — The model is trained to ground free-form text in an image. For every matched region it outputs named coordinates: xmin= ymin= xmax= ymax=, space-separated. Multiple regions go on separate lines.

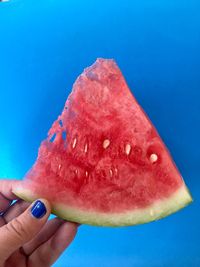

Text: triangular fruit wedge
xmin=13 ymin=59 xmax=192 ymax=226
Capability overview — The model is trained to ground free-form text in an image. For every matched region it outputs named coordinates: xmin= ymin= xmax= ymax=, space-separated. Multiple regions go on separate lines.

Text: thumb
xmin=0 ymin=199 xmax=51 ymax=262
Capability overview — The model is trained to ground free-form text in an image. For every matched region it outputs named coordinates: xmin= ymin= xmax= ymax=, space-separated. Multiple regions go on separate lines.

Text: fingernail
xmin=31 ymin=200 xmax=47 ymax=219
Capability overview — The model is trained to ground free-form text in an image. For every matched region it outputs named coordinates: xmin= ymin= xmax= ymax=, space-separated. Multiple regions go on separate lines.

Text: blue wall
xmin=0 ymin=0 xmax=199 ymax=266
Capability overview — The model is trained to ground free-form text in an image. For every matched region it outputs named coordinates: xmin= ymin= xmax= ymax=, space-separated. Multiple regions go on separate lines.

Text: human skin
xmin=0 ymin=180 xmax=78 ymax=267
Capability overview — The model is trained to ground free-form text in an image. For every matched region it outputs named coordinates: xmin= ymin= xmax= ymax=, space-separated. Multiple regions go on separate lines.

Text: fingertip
xmin=50 ymin=221 xmax=78 ymax=254
xmin=69 ymin=221 xmax=80 ymax=229
xmin=62 ymin=221 xmax=79 ymax=236
xmin=0 ymin=180 xmax=20 ymax=200
xmin=37 ymin=199 xmax=51 ymax=214
xmin=29 ymin=199 xmax=51 ymax=220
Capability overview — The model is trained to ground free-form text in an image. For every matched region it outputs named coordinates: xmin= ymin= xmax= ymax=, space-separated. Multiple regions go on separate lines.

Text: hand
xmin=0 ymin=180 xmax=78 ymax=267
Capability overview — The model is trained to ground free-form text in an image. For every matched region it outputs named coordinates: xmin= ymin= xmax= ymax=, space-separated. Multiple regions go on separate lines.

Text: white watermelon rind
xmin=13 ymin=184 xmax=192 ymax=227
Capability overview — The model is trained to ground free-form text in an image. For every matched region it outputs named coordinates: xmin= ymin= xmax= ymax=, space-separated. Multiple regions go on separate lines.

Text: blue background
xmin=0 ymin=0 xmax=199 ymax=266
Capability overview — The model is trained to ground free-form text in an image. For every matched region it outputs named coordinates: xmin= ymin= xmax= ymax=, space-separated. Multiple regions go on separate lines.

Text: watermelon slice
xmin=13 ymin=58 xmax=192 ymax=226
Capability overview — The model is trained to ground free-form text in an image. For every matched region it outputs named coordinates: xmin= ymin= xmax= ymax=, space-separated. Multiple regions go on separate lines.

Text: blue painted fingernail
xmin=31 ymin=200 xmax=47 ymax=219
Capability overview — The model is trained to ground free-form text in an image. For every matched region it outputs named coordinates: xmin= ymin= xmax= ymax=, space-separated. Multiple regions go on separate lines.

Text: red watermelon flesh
xmin=13 ymin=58 xmax=192 ymax=226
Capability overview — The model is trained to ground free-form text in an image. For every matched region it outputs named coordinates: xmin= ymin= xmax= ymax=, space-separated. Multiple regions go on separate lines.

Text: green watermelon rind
xmin=13 ymin=184 xmax=192 ymax=227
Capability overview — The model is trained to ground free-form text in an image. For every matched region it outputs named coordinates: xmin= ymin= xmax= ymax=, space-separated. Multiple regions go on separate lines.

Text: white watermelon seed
xmin=72 ymin=138 xmax=77 ymax=148
xmin=84 ymin=143 xmax=88 ymax=153
xmin=150 ymin=153 xmax=158 ymax=163
xmin=150 ymin=209 xmax=154 ymax=216
xmin=103 ymin=139 xmax=110 ymax=149
xmin=125 ymin=144 xmax=131 ymax=155
xmin=75 ymin=169 xmax=78 ymax=175
xmin=109 ymin=169 xmax=113 ymax=177
xmin=86 ymin=171 xmax=88 ymax=177
xmin=58 ymin=164 xmax=62 ymax=170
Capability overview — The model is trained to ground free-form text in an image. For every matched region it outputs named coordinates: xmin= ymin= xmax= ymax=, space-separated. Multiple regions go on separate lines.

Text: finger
xmin=29 ymin=222 xmax=78 ymax=266
xmin=0 ymin=193 xmax=12 ymax=213
xmin=0 ymin=180 xmax=20 ymax=200
xmin=0 ymin=216 xmax=6 ymax=227
xmin=4 ymin=200 xmax=30 ymax=223
xmin=0 ymin=199 xmax=51 ymax=263
xmin=23 ymin=218 xmax=64 ymax=255
xmin=3 ymin=250 xmax=26 ymax=267
xmin=0 ymin=180 xmax=20 ymax=213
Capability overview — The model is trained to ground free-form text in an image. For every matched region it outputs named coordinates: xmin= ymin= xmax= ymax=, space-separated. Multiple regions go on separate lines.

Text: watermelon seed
xmin=103 ymin=139 xmax=110 ymax=149
xmin=72 ymin=138 xmax=77 ymax=148
xmin=150 ymin=209 xmax=154 ymax=216
xmin=125 ymin=144 xmax=131 ymax=155
xmin=84 ymin=143 xmax=88 ymax=153
xmin=150 ymin=153 xmax=158 ymax=163
xmin=109 ymin=169 xmax=113 ymax=177
xmin=75 ymin=169 xmax=78 ymax=175
xmin=58 ymin=164 xmax=62 ymax=170
xmin=86 ymin=171 xmax=88 ymax=177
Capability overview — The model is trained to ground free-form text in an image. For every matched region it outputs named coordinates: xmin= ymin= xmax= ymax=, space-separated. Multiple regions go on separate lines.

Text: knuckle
xmin=6 ymin=218 xmax=29 ymax=241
